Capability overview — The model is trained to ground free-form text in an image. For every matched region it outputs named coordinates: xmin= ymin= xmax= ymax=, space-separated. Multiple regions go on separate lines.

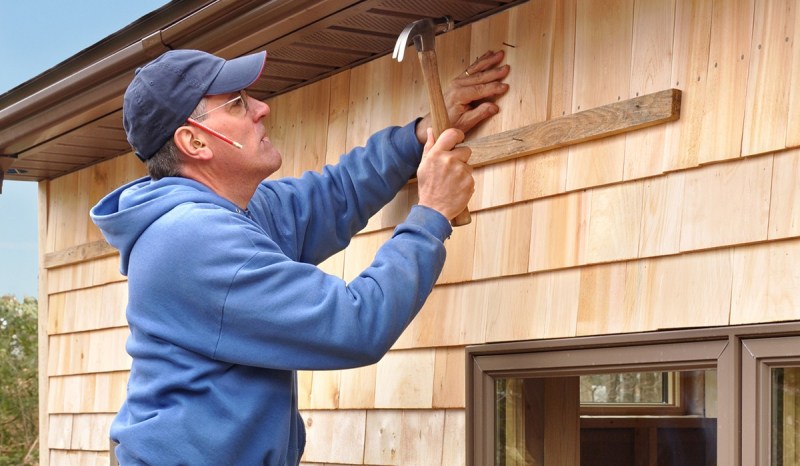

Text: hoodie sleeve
xmin=217 ymin=204 xmax=450 ymax=369
xmin=128 ymin=199 xmax=451 ymax=370
xmin=248 ymin=120 xmax=424 ymax=264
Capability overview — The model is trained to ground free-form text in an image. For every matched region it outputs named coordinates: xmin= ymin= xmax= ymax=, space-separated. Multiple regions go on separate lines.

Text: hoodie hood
xmin=90 ymin=176 xmax=239 ymax=275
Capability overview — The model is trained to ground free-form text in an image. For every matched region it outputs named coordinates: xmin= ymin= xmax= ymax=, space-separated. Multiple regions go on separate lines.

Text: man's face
xmin=200 ymin=90 xmax=282 ymax=179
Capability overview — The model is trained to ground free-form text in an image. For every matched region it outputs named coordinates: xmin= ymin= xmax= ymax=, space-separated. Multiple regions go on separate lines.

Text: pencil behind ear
xmin=173 ymin=126 xmax=211 ymax=160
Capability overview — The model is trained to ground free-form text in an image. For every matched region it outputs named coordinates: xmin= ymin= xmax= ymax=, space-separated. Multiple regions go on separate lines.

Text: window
xmin=467 ymin=322 xmax=800 ymax=466
xmin=742 ymin=335 xmax=800 ymax=465
xmin=495 ymin=370 xmax=716 ymax=465
xmin=581 ymin=371 xmax=672 ymax=405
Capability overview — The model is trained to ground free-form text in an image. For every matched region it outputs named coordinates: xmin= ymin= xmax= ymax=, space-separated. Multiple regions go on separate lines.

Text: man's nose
xmin=248 ymin=96 xmax=270 ymax=121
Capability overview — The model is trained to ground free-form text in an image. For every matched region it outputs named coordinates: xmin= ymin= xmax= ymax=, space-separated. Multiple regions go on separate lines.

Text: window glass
xmin=771 ymin=367 xmax=800 ymax=465
xmin=580 ymin=372 xmax=669 ymax=404
xmin=495 ymin=370 xmax=717 ymax=466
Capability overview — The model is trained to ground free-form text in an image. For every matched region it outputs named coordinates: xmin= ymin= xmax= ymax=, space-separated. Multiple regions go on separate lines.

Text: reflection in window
xmin=772 ymin=367 xmax=800 ymax=465
xmin=581 ymin=372 xmax=669 ymax=404
xmin=496 ymin=370 xmax=717 ymax=466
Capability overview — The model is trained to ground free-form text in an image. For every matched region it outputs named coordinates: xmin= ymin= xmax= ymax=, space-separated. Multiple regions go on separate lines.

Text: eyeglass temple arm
xmin=186 ymin=118 xmax=243 ymax=149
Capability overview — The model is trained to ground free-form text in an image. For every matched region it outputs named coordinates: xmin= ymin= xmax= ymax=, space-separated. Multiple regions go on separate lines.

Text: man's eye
xmin=233 ymin=97 xmax=247 ymax=112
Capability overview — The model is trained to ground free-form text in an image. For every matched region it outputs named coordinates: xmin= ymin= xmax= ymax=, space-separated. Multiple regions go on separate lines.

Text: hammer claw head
xmin=392 ymin=26 xmax=410 ymax=61
xmin=392 ymin=16 xmax=454 ymax=62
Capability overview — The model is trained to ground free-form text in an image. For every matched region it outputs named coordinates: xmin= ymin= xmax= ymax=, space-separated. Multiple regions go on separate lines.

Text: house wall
xmin=38 ymin=0 xmax=800 ymax=464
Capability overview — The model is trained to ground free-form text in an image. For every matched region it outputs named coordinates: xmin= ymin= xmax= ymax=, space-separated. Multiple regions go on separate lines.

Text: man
xmin=91 ymin=47 xmax=509 ymax=465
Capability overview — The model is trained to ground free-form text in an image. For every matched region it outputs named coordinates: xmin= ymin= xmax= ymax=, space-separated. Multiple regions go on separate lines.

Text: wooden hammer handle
xmin=417 ymin=49 xmax=472 ymax=227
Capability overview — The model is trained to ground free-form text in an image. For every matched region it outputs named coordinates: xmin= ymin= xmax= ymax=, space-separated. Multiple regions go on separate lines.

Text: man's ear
xmin=174 ymin=126 xmax=212 ymax=161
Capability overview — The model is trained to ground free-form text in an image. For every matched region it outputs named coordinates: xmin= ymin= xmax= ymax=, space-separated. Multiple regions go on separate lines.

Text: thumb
xmin=422 ymin=127 xmax=435 ymax=155
xmin=432 ymin=128 xmax=465 ymax=152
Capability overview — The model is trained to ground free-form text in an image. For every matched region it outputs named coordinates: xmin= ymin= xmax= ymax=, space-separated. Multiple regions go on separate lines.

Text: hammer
xmin=393 ymin=16 xmax=472 ymax=227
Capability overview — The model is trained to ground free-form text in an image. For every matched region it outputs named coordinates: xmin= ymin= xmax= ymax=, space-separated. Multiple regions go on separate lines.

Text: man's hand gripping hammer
xmin=393 ymin=16 xmax=472 ymax=227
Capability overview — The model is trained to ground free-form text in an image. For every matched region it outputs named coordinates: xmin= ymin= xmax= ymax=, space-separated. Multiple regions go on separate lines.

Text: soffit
xmin=1 ymin=0 xmax=524 ymax=183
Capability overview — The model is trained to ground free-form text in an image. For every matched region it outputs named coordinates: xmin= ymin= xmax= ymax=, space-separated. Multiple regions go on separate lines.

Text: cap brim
xmin=207 ymin=50 xmax=267 ymax=95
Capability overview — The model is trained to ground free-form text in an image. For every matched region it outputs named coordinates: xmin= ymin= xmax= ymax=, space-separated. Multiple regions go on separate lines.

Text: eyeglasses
xmin=193 ymin=90 xmax=250 ymax=120
xmin=185 ymin=90 xmax=250 ymax=149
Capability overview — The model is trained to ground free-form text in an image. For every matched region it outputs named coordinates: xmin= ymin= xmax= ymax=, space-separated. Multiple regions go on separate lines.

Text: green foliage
xmin=0 ymin=295 xmax=38 ymax=466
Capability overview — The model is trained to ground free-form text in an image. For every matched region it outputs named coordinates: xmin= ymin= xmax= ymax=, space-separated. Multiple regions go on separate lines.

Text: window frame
xmin=741 ymin=335 xmax=800 ymax=465
xmin=466 ymin=321 xmax=800 ymax=466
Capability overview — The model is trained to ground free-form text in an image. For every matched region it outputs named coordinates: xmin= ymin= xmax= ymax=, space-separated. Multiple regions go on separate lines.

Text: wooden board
xmin=324 ymin=69 xmax=350 ymax=167
xmin=463 ymin=89 xmax=682 ymax=170
xmin=38 ymin=181 xmax=51 ymax=466
xmin=468 ymin=10 xmax=513 ymax=140
xmin=433 ymin=347 xmax=466 ymax=408
xmin=731 ymin=238 xmax=800 ymax=324
xmin=297 ymin=370 xmax=313 ymax=411
xmin=624 ymin=0 xmax=676 ymax=180
xmin=337 ymin=364 xmax=377 ymax=409
xmin=48 ymin=328 xmax=131 ymax=376
xmin=513 ymin=149 xmax=568 ymax=203
xmin=308 ymin=370 xmax=341 ymax=410
xmin=584 ymin=181 xmax=644 ymax=264
xmin=637 ymin=250 xmax=733 ymax=330
xmin=44 ymin=240 xmax=117 ymax=270
xmin=363 ymin=409 xmax=446 ymax=466
xmin=49 ymin=450 xmax=108 ymax=466
xmin=395 ymin=281 xmax=488 ymax=348
xmin=48 ymin=414 xmax=73 ymax=449
xmin=363 ymin=410 xmax=402 ymax=465
xmin=499 ymin=0 xmax=558 ymax=130
xmin=437 ymin=219 xmax=476 ymax=284
xmin=299 ymin=410 xmax=367 ymax=464
xmin=470 ymin=161 xmax=517 ymax=212
xmin=290 ymin=80 xmax=331 ymax=177
xmin=576 ymin=263 xmax=636 ymax=336
xmin=469 ymin=12 xmax=517 ymax=211
xmin=679 ymin=155 xmax=772 ymax=251
xmin=742 ymin=0 xmax=796 ymax=156
xmin=70 ymin=414 xmax=115 ymax=451
xmin=374 ymin=349 xmax=435 ymax=409
xmin=786 ymin=1 xmax=800 ymax=147
xmin=47 ymin=254 xmax=123 ymax=295
xmin=639 ymin=173 xmax=685 ymax=257
xmin=441 ymin=409 xmax=467 ymax=466
xmin=567 ymin=0 xmax=633 ymax=190
xmin=696 ymin=0 xmax=755 ymax=164
xmin=769 ymin=148 xmax=800 ymax=239
xmin=528 ymin=190 xmax=589 ymax=272
xmin=472 ymin=203 xmax=533 ymax=280
xmin=483 ymin=273 xmax=553 ymax=343
xmin=46 ymin=153 xmax=144 ymax=256
xmin=513 ymin=0 xmax=575 ymax=203
xmin=48 ymin=372 xmax=128 ymax=414
xmin=48 ymin=281 xmax=128 ymax=334
xmin=663 ymin=0 xmax=713 ymax=171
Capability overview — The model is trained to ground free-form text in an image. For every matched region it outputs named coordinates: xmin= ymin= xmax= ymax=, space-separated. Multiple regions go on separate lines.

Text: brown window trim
xmin=741 ymin=334 xmax=800 ymax=464
xmin=466 ymin=321 xmax=800 ymax=466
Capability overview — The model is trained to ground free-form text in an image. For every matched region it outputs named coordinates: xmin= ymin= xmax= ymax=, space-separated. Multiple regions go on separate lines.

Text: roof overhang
xmin=0 ymin=0 xmax=525 ymax=185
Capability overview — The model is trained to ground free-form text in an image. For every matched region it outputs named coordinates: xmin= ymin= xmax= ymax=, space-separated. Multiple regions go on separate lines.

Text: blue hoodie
xmin=90 ymin=121 xmax=452 ymax=465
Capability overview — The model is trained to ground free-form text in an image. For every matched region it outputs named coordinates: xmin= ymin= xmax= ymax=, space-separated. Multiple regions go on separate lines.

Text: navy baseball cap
xmin=123 ymin=49 xmax=267 ymax=161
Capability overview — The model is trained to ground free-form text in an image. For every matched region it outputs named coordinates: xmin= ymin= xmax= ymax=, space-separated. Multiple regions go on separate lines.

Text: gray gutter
xmin=0 ymin=0 xmax=350 ymax=158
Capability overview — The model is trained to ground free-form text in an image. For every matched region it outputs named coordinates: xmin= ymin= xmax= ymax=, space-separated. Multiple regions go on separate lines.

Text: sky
xmin=0 ymin=0 xmax=169 ymax=298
